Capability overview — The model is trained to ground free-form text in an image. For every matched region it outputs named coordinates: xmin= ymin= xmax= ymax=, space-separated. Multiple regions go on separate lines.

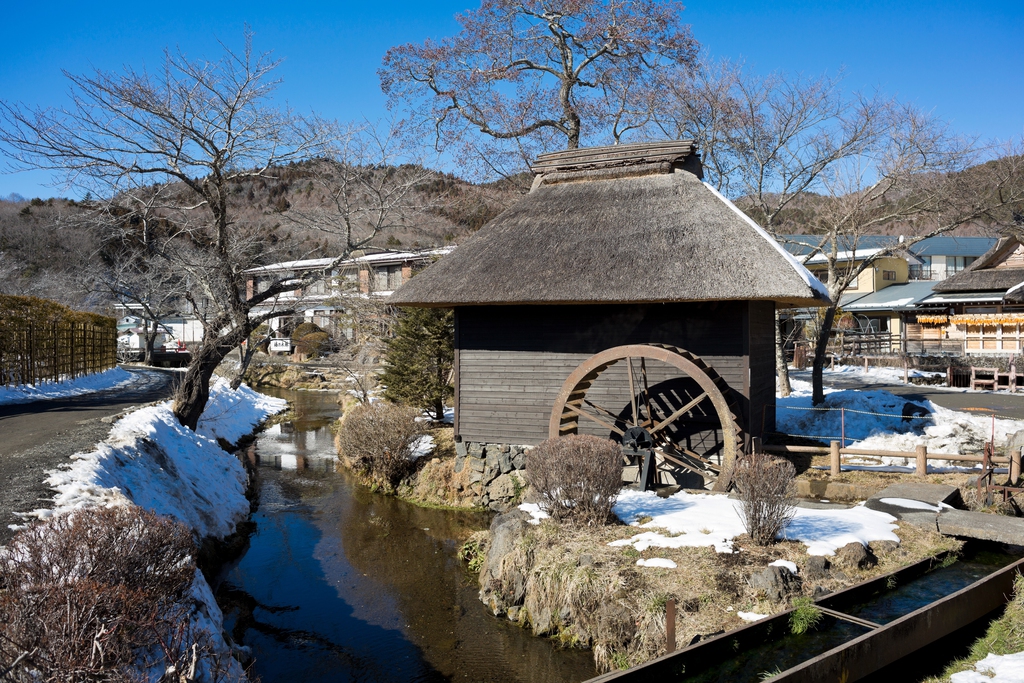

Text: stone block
xmin=498 ymin=449 xmax=513 ymax=474
xmin=468 ymin=442 xmax=484 ymax=457
xmin=485 ymin=450 xmax=500 ymax=474
xmin=454 ymin=454 xmax=465 ymax=474
xmin=937 ymin=509 xmax=1024 ymax=545
xmin=748 ymin=565 xmax=801 ymax=601
xmin=804 ymin=556 xmax=830 ymax=581
xmin=834 ymin=542 xmax=876 ymax=570
xmin=468 ymin=456 xmax=485 ymax=473
xmin=455 ymin=441 xmax=467 ymax=458
xmin=865 ymin=482 xmax=961 ymax=518
xmin=512 ymin=450 xmax=526 ymax=470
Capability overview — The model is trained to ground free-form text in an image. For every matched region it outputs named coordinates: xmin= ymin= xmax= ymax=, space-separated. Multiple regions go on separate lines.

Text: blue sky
xmin=1 ymin=0 xmax=1021 ymax=198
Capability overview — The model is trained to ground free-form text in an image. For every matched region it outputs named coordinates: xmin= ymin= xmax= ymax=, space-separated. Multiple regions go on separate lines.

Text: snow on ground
xmin=409 ymin=435 xmax=436 ymax=459
xmin=636 ymin=558 xmax=677 ymax=568
xmin=20 ymin=378 xmax=287 ymax=539
xmin=778 ymin=377 xmax=1024 ymax=457
xmin=611 ymin=489 xmax=899 ymax=556
xmin=738 ymin=611 xmax=768 ymax=622
xmin=770 ymin=559 xmax=799 ymax=574
xmin=0 ymin=366 xmax=138 ymax=405
xmin=13 ymin=377 xmax=285 ymax=683
xmin=950 ymin=651 xmax=1024 ymax=683
xmin=519 ymin=503 xmax=550 ymax=525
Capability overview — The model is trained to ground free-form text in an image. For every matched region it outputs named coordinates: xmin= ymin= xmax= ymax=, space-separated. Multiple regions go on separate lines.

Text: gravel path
xmin=0 ymin=367 xmax=176 ymax=544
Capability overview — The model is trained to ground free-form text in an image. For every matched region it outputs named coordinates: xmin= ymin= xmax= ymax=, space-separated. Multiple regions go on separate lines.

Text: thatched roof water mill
xmin=391 ymin=141 xmax=829 ymax=493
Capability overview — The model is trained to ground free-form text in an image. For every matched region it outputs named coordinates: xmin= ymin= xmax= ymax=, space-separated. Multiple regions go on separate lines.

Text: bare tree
xmin=380 ymin=0 xmax=698 ymax=178
xmin=0 ymin=33 xmax=425 ymax=430
xmin=796 ymin=132 xmax=1024 ymax=403
xmin=657 ymin=61 xmax=891 ymax=396
xmin=658 ymin=60 xmax=1024 ymax=402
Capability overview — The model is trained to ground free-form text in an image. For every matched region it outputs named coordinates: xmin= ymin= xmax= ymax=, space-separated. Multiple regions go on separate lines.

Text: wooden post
xmin=863 ymin=356 xmax=868 ymax=371
xmin=903 ymin=358 xmax=909 ymax=384
xmin=916 ymin=445 xmax=927 ymax=477
xmin=1012 ymin=447 xmax=1021 ymax=485
xmin=830 ymin=441 xmax=841 ymax=476
xmin=946 ymin=364 xmax=952 ymax=388
xmin=666 ymin=598 xmax=676 ymax=653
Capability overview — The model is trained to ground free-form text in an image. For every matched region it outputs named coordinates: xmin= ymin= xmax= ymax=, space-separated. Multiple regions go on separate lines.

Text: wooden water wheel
xmin=548 ymin=344 xmax=743 ymax=491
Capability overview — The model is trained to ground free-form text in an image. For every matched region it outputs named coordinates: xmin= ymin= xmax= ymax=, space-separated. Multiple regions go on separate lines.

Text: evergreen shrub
xmin=525 ymin=435 xmax=623 ymax=525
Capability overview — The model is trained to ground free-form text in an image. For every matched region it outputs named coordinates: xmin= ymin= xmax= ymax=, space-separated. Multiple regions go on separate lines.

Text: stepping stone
xmin=864 ymin=483 xmax=961 ymax=518
xmin=936 ymin=509 xmax=1024 ymax=546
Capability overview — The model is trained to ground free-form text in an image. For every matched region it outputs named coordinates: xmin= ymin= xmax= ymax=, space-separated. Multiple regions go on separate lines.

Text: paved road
xmin=0 ymin=367 xmax=176 ymax=544
xmin=790 ymin=369 xmax=1024 ymax=420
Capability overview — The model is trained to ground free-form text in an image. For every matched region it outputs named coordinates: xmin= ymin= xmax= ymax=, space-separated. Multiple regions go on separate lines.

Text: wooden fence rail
xmin=764 ymin=442 xmax=1021 ymax=481
xmin=0 ymin=320 xmax=117 ymax=387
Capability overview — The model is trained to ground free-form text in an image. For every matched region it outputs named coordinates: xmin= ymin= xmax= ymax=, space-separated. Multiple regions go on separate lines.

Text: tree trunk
xmin=811 ymin=305 xmax=837 ymax=405
xmin=144 ymin=326 xmax=158 ymax=366
xmin=172 ymin=340 xmax=232 ymax=431
xmin=775 ymin=309 xmax=792 ymax=398
xmin=231 ymin=341 xmax=258 ymax=391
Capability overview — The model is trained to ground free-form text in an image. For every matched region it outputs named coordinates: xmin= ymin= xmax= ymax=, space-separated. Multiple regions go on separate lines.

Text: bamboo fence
xmin=0 ymin=295 xmax=117 ymax=387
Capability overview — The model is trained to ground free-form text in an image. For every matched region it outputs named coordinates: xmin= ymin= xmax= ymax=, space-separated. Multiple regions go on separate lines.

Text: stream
xmin=214 ymin=388 xmax=597 ymax=683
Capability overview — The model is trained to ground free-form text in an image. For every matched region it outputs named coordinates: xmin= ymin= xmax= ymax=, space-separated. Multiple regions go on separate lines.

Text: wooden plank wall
xmin=456 ymin=302 xmax=753 ymax=446
xmin=747 ymin=301 xmax=776 ymax=439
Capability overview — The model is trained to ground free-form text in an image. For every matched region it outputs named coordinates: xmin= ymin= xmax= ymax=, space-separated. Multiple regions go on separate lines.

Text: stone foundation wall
xmin=454 ymin=441 xmax=531 ymax=511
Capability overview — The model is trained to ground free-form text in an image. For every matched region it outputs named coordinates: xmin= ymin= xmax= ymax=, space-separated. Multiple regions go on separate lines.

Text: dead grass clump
xmin=400 ymin=457 xmax=476 ymax=509
xmin=734 ymin=452 xmax=797 ymax=545
xmin=335 ymin=401 xmax=423 ymax=492
xmin=0 ymin=506 xmax=227 ymax=682
xmin=526 ymin=435 xmax=622 ymax=525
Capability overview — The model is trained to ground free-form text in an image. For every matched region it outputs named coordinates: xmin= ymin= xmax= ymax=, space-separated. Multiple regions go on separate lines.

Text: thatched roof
xmin=933 ymin=237 xmax=1024 ymax=297
xmin=390 ymin=142 xmax=830 ymax=308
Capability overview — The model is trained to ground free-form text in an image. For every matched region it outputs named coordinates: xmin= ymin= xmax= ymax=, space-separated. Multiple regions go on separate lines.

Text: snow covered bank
xmin=778 ymin=377 xmax=1024 ymax=457
xmin=21 ymin=378 xmax=287 ymax=538
xmin=15 ymin=377 xmax=286 ymax=682
xmin=950 ymin=651 xmax=1024 ymax=683
xmin=610 ymin=489 xmax=899 ymax=556
xmin=0 ymin=366 xmax=138 ymax=405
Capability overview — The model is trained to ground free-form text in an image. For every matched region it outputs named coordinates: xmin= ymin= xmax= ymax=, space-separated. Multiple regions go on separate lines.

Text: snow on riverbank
xmin=610 ymin=489 xmax=899 ymax=556
xmin=21 ymin=378 xmax=286 ymax=538
xmin=951 ymin=651 xmax=1024 ymax=683
xmin=0 ymin=366 xmax=138 ymax=405
xmin=778 ymin=377 xmax=1024 ymax=456
xmin=14 ymin=378 xmax=286 ymax=682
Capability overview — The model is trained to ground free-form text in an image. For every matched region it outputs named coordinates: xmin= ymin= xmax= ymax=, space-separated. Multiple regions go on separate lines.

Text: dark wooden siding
xmin=747 ymin=301 xmax=776 ymax=439
xmin=456 ymin=302 xmax=753 ymax=446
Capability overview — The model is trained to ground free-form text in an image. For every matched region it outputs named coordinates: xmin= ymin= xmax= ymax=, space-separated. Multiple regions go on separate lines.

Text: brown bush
xmin=336 ymin=402 xmax=424 ymax=492
xmin=525 ymin=435 xmax=623 ymax=526
xmin=734 ymin=452 xmax=797 ymax=545
xmin=0 ymin=506 xmax=232 ymax=682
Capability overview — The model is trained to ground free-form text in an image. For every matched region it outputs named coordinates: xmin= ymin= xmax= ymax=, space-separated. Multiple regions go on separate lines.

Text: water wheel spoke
xmin=652 ymin=447 xmax=715 ymax=478
xmin=562 ymin=403 xmax=625 ymax=436
xmin=640 ymin=358 xmax=654 ymax=428
xmin=650 ymin=392 xmax=710 ymax=435
xmin=626 ymin=357 xmax=639 ymax=427
xmin=582 ymin=398 xmax=624 ymax=423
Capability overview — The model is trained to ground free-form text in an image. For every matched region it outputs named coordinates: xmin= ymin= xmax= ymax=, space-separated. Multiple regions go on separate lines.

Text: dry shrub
xmin=734 ymin=452 xmax=797 ymax=545
xmin=336 ymin=401 xmax=423 ymax=492
xmin=526 ymin=435 xmax=623 ymax=526
xmin=0 ymin=506 xmax=227 ymax=682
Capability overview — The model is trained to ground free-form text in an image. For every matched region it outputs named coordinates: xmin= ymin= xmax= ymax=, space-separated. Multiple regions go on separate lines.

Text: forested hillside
xmin=0 ymin=162 xmax=523 ymax=312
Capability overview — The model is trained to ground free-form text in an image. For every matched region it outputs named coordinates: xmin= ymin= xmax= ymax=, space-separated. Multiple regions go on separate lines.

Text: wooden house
xmin=390 ymin=141 xmax=829 ymax=489
xmin=911 ymin=237 xmax=1024 ymax=354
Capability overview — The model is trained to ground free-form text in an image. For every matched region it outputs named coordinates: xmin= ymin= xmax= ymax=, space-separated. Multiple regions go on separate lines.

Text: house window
xmin=882 ymin=270 xmax=897 ymax=281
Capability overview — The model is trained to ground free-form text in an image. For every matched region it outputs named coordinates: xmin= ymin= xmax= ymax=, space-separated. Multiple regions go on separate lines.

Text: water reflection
xmin=217 ymin=389 xmax=596 ymax=683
